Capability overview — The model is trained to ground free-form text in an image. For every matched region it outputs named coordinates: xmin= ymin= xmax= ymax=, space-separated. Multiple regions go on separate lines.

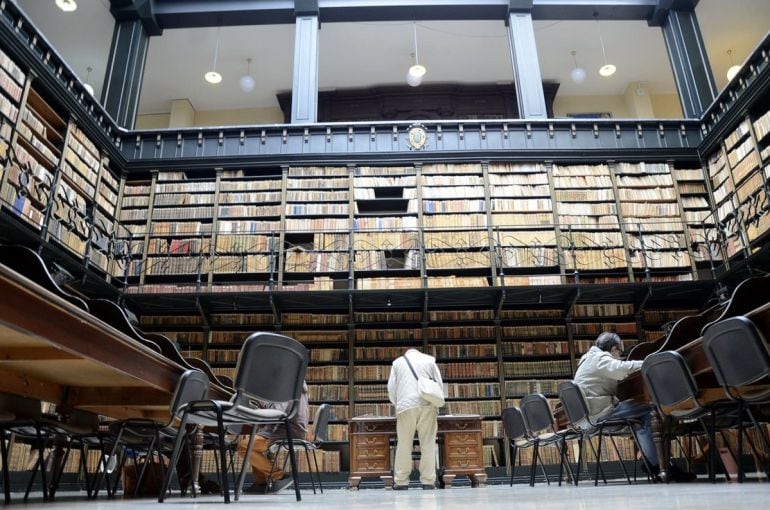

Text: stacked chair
xmin=501 ymin=407 xmax=547 ymax=486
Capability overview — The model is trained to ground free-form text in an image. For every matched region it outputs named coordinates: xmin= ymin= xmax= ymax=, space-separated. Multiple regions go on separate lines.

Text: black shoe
xmin=243 ymin=482 xmax=267 ymax=494
xmin=392 ymin=484 xmax=408 ymax=491
xmin=422 ymin=484 xmax=436 ymax=490
xmin=268 ymin=477 xmax=293 ymax=493
xmin=668 ymin=463 xmax=697 ymax=483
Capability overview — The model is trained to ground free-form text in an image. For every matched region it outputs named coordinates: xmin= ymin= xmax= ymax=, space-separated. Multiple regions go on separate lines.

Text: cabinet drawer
xmin=353 ymin=435 xmax=389 ymax=447
xmin=354 ymin=446 xmax=389 ymax=460
xmin=445 ymin=445 xmax=482 ymax=460
xmin=440 ymin=420 xmax=478 ymax=432
xmin=353 ymin=459 xmax=388 ymax=471
xmin=444 ymin=432 xmax=478 ymax=446
xmin=351 ymin=421 xmax=394 ymax=434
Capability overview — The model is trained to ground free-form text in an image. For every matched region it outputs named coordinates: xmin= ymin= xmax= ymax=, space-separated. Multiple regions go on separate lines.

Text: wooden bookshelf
xmin=614 ymin=162 xmax=694 ymax=281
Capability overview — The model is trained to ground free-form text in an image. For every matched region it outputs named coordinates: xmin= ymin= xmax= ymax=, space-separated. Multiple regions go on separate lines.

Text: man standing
xmin=387 ymin=348 xmax=443 ymax=490
xmin=237 ymin=381 xmax=309 ymax=493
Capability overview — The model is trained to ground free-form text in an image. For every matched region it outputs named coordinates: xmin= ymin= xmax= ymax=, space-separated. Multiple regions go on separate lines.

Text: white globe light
xmin=406 ymin=64 xmax=426 ymax=87
xmin=239 ymin=74 xmax=255 ymax=92
xmin=570 ymin=67 xmax=586 ymax=84
xmin=727 ymin=65 xmax=741 ymax=82
xmin=599 ymin=64 xmax=616 ymax=77
xmin=205 ymin=71 xmax=222 ymax=84
xmin=84 ymin=83 xmax=94 ymax=95
xmin=56 ymin=0 xmax=77 ymax=12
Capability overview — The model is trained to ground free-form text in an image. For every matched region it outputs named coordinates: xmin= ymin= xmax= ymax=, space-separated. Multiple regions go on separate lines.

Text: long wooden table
xmin=348 ymin=414 xmax=487 ymax=489
xmin=0 ymin=264 xmax=232 ymax=491
xmin=0 ymin=264 xmax=229 ymax=419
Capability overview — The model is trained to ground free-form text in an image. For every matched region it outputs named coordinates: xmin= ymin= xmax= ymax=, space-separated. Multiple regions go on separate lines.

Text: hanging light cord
xmin=412 ymin=21 xmax=420 ymax=66
xmin=596 ymin=18 xmax=609 ymax=65
xmin=213 ymin=26 xmax=221 ymax=71
xmin=571 ymin=50 xmax=578 ymax=67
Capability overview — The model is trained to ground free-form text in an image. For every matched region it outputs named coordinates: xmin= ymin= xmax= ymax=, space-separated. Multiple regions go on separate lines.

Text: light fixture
xmin=204 ymin=27 xmax=223 ymax=84
xmin=239 ymin=58 xmax=255 ymax=92
xmin=55 ymin=0 xmax=77 ymax=12
xmin=406 ymin=21 xmax=426 ymax=87
xmin=83 ymin=66 xmax=94 ymax=95
xmin=726 ymin=49 xmax=741 ymax=81
xmin=595 ymin=16 xmax=616 ymax=77
xmin=569 ymin=50 xmax=586 ymax=84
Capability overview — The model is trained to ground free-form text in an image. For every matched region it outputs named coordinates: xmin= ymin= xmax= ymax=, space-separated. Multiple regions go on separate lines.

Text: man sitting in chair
xmin=574 ymin=332 xmax=694 ymax=482
xmin=238 ymin=381 xmax=309 ymax=493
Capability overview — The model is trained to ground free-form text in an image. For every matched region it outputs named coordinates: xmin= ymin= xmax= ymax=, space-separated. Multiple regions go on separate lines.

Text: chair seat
xmin=179 ymin=400 xmax=288 ymax=428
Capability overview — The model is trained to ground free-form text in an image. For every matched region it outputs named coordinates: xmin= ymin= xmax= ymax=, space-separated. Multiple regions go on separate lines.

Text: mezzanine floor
xmin=10 ymin=479 xmax=770 ymax=510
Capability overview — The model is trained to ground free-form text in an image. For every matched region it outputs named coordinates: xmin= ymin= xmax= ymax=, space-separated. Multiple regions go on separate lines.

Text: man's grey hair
xmin=595 ymin=331 xmax=621 ymax=352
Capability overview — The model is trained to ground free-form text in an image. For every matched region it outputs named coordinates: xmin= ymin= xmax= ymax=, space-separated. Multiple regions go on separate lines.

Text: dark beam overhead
xmin=118 ymin=0 xmax=664 ymax=30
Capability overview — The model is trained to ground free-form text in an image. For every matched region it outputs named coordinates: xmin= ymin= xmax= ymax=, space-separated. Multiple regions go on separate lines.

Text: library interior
xmin=1 ymin=0 xmax=770 ymax=508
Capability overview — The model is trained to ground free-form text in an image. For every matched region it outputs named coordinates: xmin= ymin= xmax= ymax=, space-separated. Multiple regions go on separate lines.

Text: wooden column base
xmin=471 ymin=473 xmax=487 ymax=487
xmin=348 ymin=476 xmax=361 ymax=490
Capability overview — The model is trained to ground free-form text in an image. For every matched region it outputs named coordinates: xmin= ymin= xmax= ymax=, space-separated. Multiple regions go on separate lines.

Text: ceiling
xmin=14 ymin=0 xmax=770 ymax=118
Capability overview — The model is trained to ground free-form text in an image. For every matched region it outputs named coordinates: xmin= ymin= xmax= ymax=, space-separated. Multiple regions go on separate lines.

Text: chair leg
xmin=214 ymin=411 xmax=230 ymax=504
xmin=234 ymin=427 xmax=256 ymax=501
xmin=25 ymin=427 xmax=49 ymax=501
xmin=745 ymin=408 xmax=770 ymax=478
xmin=509 ymin=444 xmax=516 ymax=487
xmin=49 ymin=437 xmax=74 ymax=500
xmin=558 ymin=441 xmax=565 ymax=487
xmin=738 ymin=401 xmax=745 ymax=483
xmin=284 ymin=420 xmax=302 ymax=502
xmin=311 ymin=448 xmax=323 ymax=494
xmin=529 ymin=441 xmax=539 ymax=487
xmin=93 ymin=425 xmax=124 ymax=499
xmin=1 ymin=430 xmax=11 ymax=504
xmin=135 ymin=438 xmax=157 ymax=497
xmin=304 ymin=446 xmax=316 ymax=495
xmin=78 ymin=441 xmax=93 ymax=499
xmin=575 ymin=436 xmax=584 ymax=487
xmin=584 ymin=437 xmax=607 ymax=484
xmin=608 ymin=435 xmax=632 ymax=484
xmin=594 ymin=430 xmax=604 ymax=487
xmin=159 ymin=414 xmax=190 ymax=503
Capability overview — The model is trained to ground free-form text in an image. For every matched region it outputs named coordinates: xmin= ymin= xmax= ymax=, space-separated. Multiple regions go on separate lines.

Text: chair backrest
xmin=0 ymin=244 xmax=88 ymax=311
xmin=558 ymin=381 xmax=591 ymax=427
xmin=501 ymin=407 xmax=528 ymax=442
xmin=703 ymin=315 xmax=770 ymax=401
xmin=641 ymin=350 xmax=701 ymax=418
xmin=519 ymin=394 xmax=555 ymax=436
xmin=233 ymin=332 xmax=309 ymax=418
xmin=311 ymin=403 xmax=331 ymax=444
xmin=170 ymin=369 xmax=210 ymax=419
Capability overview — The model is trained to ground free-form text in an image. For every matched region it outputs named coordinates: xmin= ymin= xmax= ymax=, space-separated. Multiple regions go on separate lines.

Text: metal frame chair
xmin=558 ymin=381 xmax=655 ymax=486
xmin=501 ymin=407 xmax=547 ymax=486
xmin=158 ymin=332 xmax=308 ymax=504
xmin=269 ymin=402 xmax=330 ymax=494
xmin=519 ymin=394 xmax=578 ymax=487
xmin=702 ymin=315 xmax=770 ymax=481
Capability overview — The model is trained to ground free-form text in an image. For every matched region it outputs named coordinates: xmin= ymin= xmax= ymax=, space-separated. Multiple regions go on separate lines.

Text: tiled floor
xmin=8 ymin=481 xmax=770 ymax=509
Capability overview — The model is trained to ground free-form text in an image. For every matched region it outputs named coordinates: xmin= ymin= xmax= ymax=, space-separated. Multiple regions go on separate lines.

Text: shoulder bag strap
xmin=402 ymin=354 xmax=420 ymax=381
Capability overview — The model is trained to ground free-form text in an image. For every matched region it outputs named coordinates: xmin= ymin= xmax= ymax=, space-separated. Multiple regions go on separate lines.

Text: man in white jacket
xmin=387 ymin=348 xmax=443 ymax=490
xmin=573 ymin=332 xmax=658 ymax=469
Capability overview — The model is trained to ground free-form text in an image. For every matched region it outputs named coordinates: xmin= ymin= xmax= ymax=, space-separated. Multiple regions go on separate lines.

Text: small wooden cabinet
xmin=348 ymin=414 xmax=486 ymax=489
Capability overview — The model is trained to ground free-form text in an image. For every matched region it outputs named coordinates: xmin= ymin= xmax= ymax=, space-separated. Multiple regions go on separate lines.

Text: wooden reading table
xmin=348 ymin=414 xmax=487 ymax=489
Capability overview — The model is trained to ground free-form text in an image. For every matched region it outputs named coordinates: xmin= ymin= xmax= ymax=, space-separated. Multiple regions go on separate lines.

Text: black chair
xmin=270 ymin=402 xmax=330 ymax=494
xmin=158 ymin=332 xmax=308 ymax=504
xmin=702 ymin=315 xmax=770 ymax=480
xmin=519 ymin=394 xmax=578 ymax=487
xmin=501 ymin=407 xmax=546 ymax=486
xmin=91 ymin=369 xmax=210 ymax=499
xmin=558 ymin=381 xmax=654 ymax=486
xmin=641 ymin=350 xmax=759 ymax=483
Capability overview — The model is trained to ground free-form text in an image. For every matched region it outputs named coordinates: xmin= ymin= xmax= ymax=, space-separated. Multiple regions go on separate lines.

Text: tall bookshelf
xmin=488 ymin=162 xmax=560 ymax=286
xmin=673 ymin=166 xmax=720 ymax=269
xmin=613 ymin=162 xmax=694 ymax=281
xmin=552 ymin=163 xmax=628 ymax=284
xmin=353 ymin=165 xmax=420 ymax=291
xmin=284 ymin=166 xmax=350 ymax=291
xmin=0 ymin=46 xmax=25 ymax=189
xmin=421 ymin=163 xmax=490 ymax=289
xmin=214 ymin=168 xmax=282 ymax=292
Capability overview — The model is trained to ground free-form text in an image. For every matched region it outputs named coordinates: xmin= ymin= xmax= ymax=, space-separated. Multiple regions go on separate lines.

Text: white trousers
xmin=393 ymin=405 xmax=438 ymax=486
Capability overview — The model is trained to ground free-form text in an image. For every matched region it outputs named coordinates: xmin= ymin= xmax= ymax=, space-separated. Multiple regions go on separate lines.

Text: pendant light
xmin=205 ymin=27 xmax=223 ymax=84
xmin=406 ymin=21 xmax=426 ymax=87
xmin=55 ymin=0 xmax=77 ymax=12
xmin=570 ymin=50 xmax=586 ymax=84
xmin=83 ymin=66 xmax=94 ymax=95
xmin=239 ymin=58 xmax=256 ymax=92
xmin=595 ymin=16 xmax=616 ymax=77
xmin=726 ymin=49 xmax=741 ymax=81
